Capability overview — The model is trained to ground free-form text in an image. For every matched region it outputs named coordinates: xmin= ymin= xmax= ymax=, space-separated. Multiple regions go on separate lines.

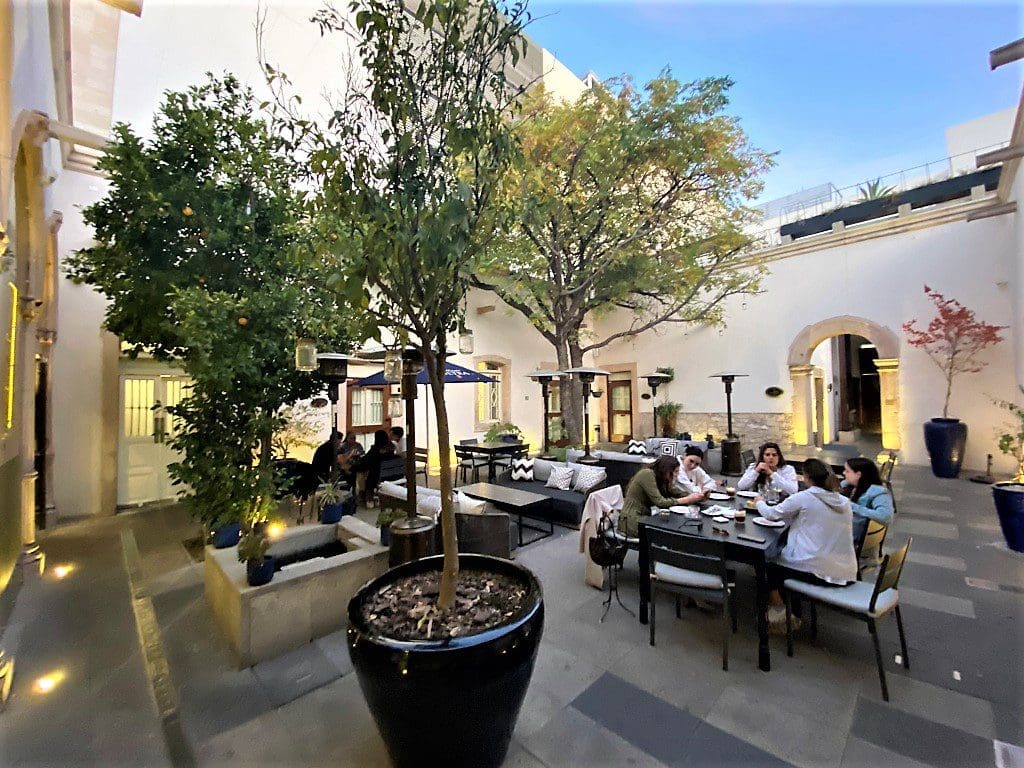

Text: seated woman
xmin=754 ymin=458 xmax=858 ymax=631
xmin=841 ymin=457 xmax=894 ymax=542
xmin=353 ymin=429 xmax=396 ymax=506
xmin=737 ymin=442 xmax=799 ymax=497
xmin=619 ymin=456 xmax=695 ymax=538
xmin=674 ymin=445 xmax=717 ymax=497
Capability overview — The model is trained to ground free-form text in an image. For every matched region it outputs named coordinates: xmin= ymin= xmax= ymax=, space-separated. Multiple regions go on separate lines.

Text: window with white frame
xmin=476 ymin=360 xmax=506 ymax=426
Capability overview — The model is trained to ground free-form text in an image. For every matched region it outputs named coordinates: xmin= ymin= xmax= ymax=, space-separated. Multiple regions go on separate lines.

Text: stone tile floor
xmin=0 ymin=462 xmax=1022 ymax=767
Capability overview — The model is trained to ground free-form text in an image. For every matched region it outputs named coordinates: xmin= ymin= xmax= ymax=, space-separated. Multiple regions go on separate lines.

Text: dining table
xmin=637 ymin=493 xmax=789 ymax=672
xmin=462 ymin=441 xmax=528 ymax=482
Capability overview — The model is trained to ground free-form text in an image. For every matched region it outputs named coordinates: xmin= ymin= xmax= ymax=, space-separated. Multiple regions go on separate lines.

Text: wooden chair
xmin=414 ymin=447 xmax=429 ymax=485
xmin=741 ymin=449 xmax=756 ymax=468
xmin=784 ymin=538 xmax=912 ymax=702
xmin=855 ymin=520 xmax=888 ymax=580
xmin=879 ymin=452 xmax=898 ymax=514
xmin=647 ymin=528 xmax=737 ymax=670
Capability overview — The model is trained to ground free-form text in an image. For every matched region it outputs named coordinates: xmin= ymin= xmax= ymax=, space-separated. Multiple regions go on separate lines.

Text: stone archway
xmin=787 ymin=316 xmax=900 ymax=450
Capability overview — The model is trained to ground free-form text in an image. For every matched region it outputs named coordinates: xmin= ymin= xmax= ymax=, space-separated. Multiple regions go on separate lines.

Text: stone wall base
xmin=635 ymin=412 xmax=792 ymax=444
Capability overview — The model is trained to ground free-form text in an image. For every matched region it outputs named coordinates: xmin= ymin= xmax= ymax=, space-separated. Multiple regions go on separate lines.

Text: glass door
xmin=608 ymin=380 xmax=633 ymax=443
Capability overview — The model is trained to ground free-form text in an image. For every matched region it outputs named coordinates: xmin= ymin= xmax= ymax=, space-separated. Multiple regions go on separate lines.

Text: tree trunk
xmin=424 ymin=345 xmax=459 ymax=610
xmin=567 ymin=340 xmax=587 ymax=446
xmin=555 ymin=339 xmax=583 ymax=446
xmin=943 ymin=371 xmax=953 ymax=419
xmin=255 ymin=421 xmax=275 ymax=520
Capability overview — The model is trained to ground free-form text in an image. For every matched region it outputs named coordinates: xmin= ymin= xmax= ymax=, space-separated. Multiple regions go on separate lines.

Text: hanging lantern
xmin=458 ymin=325 xmax=474 ymax=355
xmin=295 ymin=338 xmax=317 ymax=371
xmin=383 ymin=348 xmax=403 ymax=383
xmin=388 ymin=398 xmax=404 ymax=418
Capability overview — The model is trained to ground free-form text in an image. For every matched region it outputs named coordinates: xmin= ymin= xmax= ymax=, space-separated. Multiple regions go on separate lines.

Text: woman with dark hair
xmin=674 ymin=445 xmax=717 ymax=498
xmin=755 ymin=458 xmax=857 ymax=631
xmin=737 ymin=442 xmax=798 ymax=496
xmin=842 ymin=457 xmax=894 ymax=541
xmin=619 ymin=456 xmax=693 ymax=537
xmin=354 ymin=429 xmax=397 ymax=506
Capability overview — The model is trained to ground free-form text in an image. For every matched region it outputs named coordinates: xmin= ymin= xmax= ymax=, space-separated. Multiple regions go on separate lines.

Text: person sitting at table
xmin=335 ymin=432 xmax=365 ymax=485
xmin=311 ymin=430 xmax=342 ymax=483
xmin=352 ymin=429 xmax=396 ymax=507
xmin=674 ymin=445 xmax=717 ymax=497
xmin=389 ymin=426 xmax=407 ymax=457
xmin=841 ymin=457 xmax=894 ymax=542
xmin=754 ymin=457 xmax=857 ymax=632
xmin=619 ymin=456 xmax=697 ymax=538
xmin=737 ymin=442 xmax=799 ymax=497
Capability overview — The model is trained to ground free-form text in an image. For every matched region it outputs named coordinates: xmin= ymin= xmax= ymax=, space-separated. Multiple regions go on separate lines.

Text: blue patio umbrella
xmin=353 ymin=361 xmax=496 ymax=456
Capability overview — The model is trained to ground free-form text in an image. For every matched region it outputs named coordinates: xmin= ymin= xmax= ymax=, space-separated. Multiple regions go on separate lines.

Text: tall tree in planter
xmin=264 ymin=0 xmax=530 ymax=607
xmin=903 ymin=284 xmax=1006 ymax=478
xmin=473 ymin=77 xmax=770 ymax=443
xmin=67 ymin=74 xmax=357 ymax=529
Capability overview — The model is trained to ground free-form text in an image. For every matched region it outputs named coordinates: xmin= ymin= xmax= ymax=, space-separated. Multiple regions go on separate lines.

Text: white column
xmin=789 ymin=364 xmax=815 ymax=446
xmin=873 ymin=358 xmax=902 ymax=451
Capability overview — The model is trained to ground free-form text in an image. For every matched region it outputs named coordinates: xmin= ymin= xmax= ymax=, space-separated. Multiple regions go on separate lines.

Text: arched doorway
xmin=787 ymin=316 xmax=900 ymax=450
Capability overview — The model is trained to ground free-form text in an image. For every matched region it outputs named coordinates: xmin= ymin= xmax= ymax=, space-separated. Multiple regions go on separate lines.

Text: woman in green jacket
xmin=620 ymin=456 xmax=692 ymax=537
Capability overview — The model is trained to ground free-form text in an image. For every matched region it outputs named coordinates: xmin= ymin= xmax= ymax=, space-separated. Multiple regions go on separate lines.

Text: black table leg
xmin=755 ymin=561 xmax=771 ymax=672
xmin=638 ymin=522 xmax=650 ymax=624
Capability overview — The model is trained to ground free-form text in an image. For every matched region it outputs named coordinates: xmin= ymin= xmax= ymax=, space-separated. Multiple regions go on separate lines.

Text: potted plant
xmin=262 ymin=2 xmax=542 ymax=765
xmin=375 ymin=504 xmax=406 ymax=546
xmin=655 ymin=401 xmax=683 ymax=437
xmin=993 ymin=389 xmax=1024 ymax=552
xmin=483 ymin=422 xmax=522 ymax=443
xmin=238 ymin=526 xmax=274 ymax=586
xmin=210 ymin=514 xmax=243 ymax=549
xmin=903 ymin=285 xmax=1006 ymax=478
xmin=315 ymin=480 xmax=349 ymax=524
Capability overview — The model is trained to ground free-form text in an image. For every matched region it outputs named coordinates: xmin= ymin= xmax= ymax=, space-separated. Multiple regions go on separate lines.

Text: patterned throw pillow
xmin=660 ymin=442 xmax=678 ymax=457
xmin=545 ymin=465 xmax=575 ymax=491
xmin=570 ymin=464 xmax=607 ymax=493
xmin=510 ymin=457 xmax=534 ymax=481
xmin=627 ymin=439 xmax=647 ymax=456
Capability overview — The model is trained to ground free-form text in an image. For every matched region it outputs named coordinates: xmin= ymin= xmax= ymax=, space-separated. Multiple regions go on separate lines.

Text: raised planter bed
xmin=204 ymin=516 xmax=389 ymax=667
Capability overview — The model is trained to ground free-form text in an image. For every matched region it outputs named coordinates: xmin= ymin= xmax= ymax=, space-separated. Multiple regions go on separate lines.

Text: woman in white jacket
xmin=755 ymin=457 xmax=857 ymax=630
xmin=737 ymin=442 xmax=799 ymax=496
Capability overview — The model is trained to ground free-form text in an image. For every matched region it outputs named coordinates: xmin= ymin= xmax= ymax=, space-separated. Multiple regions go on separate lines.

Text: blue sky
xmin=527 ymin=1 xmax=1022 ymax=204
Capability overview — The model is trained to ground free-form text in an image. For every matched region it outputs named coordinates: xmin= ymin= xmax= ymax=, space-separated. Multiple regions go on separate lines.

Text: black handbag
xmin=589 ymin=513 xmax=629 ymax=568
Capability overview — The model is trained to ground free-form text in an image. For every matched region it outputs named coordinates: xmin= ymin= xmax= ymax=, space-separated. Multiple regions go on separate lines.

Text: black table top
xmin=638 ymin=495 xmax=788 ymax=557
xmin=466 ymin=441 xmax=527 ymax=453
xmin=459 ymin=482 xmax=550 ymax=507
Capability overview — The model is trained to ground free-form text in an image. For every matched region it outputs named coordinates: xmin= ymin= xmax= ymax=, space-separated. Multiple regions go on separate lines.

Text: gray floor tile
xmin=520 ymin=705 xmax=667 ymax=768
xmin=251 ymin=642 xmax=344 ymax=708
xmin=861 ymin=673 xmax=997 ymax=741
xmin=900 ymin=587 xmax=976 ymax=618
xmin=682 ymin=722 xmax=793 ymax=767
xmin=904 ymin=492 xmax=954 ymax=502
xmin=901 ymin=506 xmax=956 ymax=520
xmin=896 ymin=518 xmax=960 ymax=540
xmin=313 ymin=629 xmax=354 ymax=677
xmin=906 ymin=551 xmax=967 ymax=571
xmin=851 ymin=696 xmax=995 ymax=768
xmin=840 ymin=736 xmax=935 ymax=768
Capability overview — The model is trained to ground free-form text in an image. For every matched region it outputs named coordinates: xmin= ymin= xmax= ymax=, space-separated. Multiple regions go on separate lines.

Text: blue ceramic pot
xmin=321 ymin=503 xmax=345 ymax=524
xmin=993 ymin=482 xmax=1024 ymax=553
xmin=923 ymin=418 xmax=967 ymax=479
xmin=246 ymin=556 xmax=275 ymax=586
xmin=212 ymin=522 xmax=242 ymax=549
xmin=348 ymin=554 xmax=543 ymax=768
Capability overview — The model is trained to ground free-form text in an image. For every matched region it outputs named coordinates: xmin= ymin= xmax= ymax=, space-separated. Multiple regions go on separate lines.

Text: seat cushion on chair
xmin=653 ymin=562 xmax=724 ymax=590
xmin=784 ymin=579 xmax=899 ymax=617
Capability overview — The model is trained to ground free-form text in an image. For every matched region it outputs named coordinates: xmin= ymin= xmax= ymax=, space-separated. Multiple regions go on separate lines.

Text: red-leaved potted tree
xmin=903 ymin=285 xmax=1006 ymax=478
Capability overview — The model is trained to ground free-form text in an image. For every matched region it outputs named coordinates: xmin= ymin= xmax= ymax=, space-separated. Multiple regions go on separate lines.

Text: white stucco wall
xmin=591 ymin=213 xmax=1017 ymax=473
xmin=946 ymin=108 xmax=1015 ymax=172
xmin=540 ymin=49 xmax=588 ymax=103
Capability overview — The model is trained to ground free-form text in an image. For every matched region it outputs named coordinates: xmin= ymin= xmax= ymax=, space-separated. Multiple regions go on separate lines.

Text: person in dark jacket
xmin=310 ymin=431 xmax=342 ymax=482
xmin=354 ymin=429 xmax=396 ymax=506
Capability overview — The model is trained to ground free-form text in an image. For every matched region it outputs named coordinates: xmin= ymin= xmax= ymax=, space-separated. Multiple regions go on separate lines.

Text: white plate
xmin=752 ymin=517 xmax=785 ymax=528
xmin=701 ymin=507 xmax=723 ymax=516
xmin=708 ymin=492 xmax=731 ymax=501
xmin=736 ymin=490 xmax=758 ymax=498
xmin=712 ymin=516 xmax=730 ymax=524
xmin=669 ymin=505 xmax=694 ymax=515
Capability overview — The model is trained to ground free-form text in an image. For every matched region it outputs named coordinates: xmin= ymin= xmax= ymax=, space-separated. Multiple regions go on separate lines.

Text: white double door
xmin=117 ymin=373 xmax=189 ymax=506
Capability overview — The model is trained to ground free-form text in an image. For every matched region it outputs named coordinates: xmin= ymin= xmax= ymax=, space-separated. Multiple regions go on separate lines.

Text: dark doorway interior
xmin=836 ymin=334 xmax=881 ymax=436
xmin=34 ymin=359 xmax=47 ymax=530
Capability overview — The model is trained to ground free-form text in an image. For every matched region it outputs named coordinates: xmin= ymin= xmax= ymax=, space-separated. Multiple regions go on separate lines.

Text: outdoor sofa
xmin=492 ymin=458 xmax=608 ymax=527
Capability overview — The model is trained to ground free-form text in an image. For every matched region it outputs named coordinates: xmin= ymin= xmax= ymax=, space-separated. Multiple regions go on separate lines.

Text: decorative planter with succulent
xmin=903 ymin=285 xmax=1006 ymax=478
xmin=992 ymin=389 xmax=1024 ymax=552
xmin=655 ymin=401 xmax=683 ymax=438
xmin=316 ymin=480 xmax=349 ymax=524
xmin=483 ymin=422 xmax=523 ymax=443
xmin=238 ymin=526 xmax=274 ymax=587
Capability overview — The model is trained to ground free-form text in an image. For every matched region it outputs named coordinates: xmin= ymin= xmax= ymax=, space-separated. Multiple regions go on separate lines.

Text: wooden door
xmin=117 ymin=375 xmax=188 ymax=506
xmin=608 ymin=380 xmax=633 ymax=443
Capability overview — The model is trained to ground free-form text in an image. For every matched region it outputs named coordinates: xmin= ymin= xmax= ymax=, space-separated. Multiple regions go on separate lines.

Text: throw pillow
xmin=627 ymin=439 xmax=647 ymax=456
xmin=456 ymin=491 xmax=487 ymax=515
xmin=660 ymin=442 xmax=678 ymax=457
xmin=417 ymin=495 xmax=443 ymax=518
xmin=545 ymin=465 xmax=574 ymax=491
xmin=532 ymin=458 xmax=555 ymax=482
xmin=510 ymin=457 xmax=534 ymax=481
xmin=570 ymin=464 xmax=607 ymax=493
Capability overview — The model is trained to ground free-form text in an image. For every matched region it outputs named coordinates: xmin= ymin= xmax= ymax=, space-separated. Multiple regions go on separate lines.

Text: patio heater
xmin=710 ymin=371 xmax=748 ymax=476
xmin=315 ymin=353 xmax=359 ymax=435
xmin=527 ymin=370 xmax=565 ymax=460
xmin=565 ymin=367 xmax=610 ymax=464
xmin=640 ymin=371 xmax=673 ymax=438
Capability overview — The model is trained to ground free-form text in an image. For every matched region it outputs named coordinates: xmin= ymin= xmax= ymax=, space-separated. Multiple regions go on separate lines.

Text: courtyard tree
xmin=473 ymin=76 xmax=771 ymax=443
xmin=263 ymin=0 xmax=531 ymax=608
xmin=67 ymin=74 xmax=357 ymax=529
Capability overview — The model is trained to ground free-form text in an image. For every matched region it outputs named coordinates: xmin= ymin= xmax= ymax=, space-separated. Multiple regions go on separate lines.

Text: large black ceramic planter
xmin=923 ymin=418 xmax=968 ymax=478
xmin=347 ymin=554 xmax=544 ymax=768
xmin=993 ymin=482 xmax=1024 ymax=553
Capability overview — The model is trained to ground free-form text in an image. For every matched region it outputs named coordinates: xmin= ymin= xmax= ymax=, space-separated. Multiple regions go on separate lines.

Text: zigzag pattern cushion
xmin=571 ymin=464 xmax=606 ymax=493
xmin=660 ymin=442 xmax=679 ymax=457
xmin=545 ymin=465 xmax=575 ymax=491
xmin=510 ymin=457 xmax=534 ymax=481
xmin=627 ymin=439 xmax=647 ymax=455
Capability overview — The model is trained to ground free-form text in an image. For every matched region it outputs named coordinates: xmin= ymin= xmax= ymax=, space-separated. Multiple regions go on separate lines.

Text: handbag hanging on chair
xmin=589 ymin=513 xmax=629 ymax=569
